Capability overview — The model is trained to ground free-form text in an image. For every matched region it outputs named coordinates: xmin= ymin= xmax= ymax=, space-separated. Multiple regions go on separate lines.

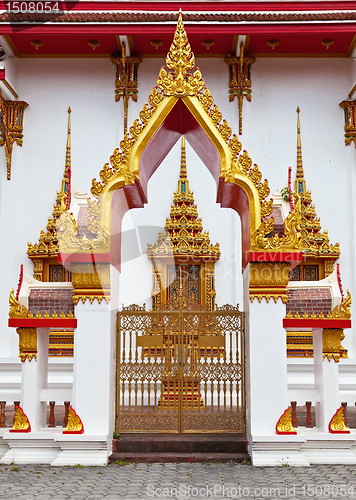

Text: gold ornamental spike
xmin=180 ymin=136 xmax=187 ymax=178
xmin=295 ymin=107 xmax=306 ymax=194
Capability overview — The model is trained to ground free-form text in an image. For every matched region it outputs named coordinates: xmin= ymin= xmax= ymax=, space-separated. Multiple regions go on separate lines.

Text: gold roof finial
xmin=178 ymin=136 xmax=189 ymax=194
xmin=157 ymin=10 xmax=204 ymax=97
xmin=295 ymin=107 xmax=306 ymax=194
xmin=180 ymin=136 xmax=187 ymax=179
xmin=62 ymin=107 xmax=72 ymax=210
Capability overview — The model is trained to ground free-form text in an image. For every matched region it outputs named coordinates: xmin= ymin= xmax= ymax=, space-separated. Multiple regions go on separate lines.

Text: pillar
xmin=19 ymin=327 xmax=49 ymax=431
xmin=313 ymin=328 xmax=340 ymax=432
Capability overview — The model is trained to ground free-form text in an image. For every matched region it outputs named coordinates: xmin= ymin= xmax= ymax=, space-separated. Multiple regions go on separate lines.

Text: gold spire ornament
xmin=291 ymin=107 xmax=340 ymax=279
xmin=295 ymin=107 xmax=306 ymax=194
xmin=157 ymin=10 xmax=204 ymax=97
xmin=147 ymin=137 xmax=220 ymax=310
xmin=27 ymin=108 xmax=73 ymax=281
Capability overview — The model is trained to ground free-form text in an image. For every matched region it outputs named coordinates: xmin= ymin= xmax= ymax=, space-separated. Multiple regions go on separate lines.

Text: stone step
xmin=110 ymin=433 xmax=249 ymax=463
xmin=109 ymin=451 xmax=249 ymax=464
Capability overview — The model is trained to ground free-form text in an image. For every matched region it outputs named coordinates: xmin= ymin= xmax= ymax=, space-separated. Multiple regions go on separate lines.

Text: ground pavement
xmin=0 ymin=463 xmax=355 ymax=499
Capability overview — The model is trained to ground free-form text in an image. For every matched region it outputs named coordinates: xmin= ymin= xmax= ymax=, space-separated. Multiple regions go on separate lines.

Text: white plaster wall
xmin=0 ymin=54 xmax=354 ymax=373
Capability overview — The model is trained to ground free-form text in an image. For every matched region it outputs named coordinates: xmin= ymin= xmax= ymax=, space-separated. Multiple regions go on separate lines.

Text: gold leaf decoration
xmin=157 ymin=11 xmax=204 ymax=97
xmin=63 ymin=407 xmax=84 ymax=434
xmin=332 ymin=290 xmax=351 ymax=320
xmin=9 ymin=289 xmax=28 ymax=319
xmin=276 ymin=408 xmax=297 ymax=435
xmin=329 ymin=407 xmax=349 ymax=433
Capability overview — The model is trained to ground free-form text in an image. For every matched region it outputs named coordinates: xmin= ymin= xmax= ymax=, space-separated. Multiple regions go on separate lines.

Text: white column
xmin=248 ymin=298 xmax=288 ymax=436
xmin=313 ymin=328 xmax=340 ymax=432
xmin=71 ymin=300 xmax=114 ymax=436
xmin=20 ymin=327 xmax=49 ymax=431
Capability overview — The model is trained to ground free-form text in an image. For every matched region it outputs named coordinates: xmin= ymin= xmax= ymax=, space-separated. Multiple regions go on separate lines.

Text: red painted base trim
xmin=8 ymin=318 xmax=77 ymax=328
xmin=283 ymin=319 xmax=351 ymax=329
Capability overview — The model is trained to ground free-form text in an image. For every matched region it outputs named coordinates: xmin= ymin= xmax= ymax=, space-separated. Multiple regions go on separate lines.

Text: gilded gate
xmin=116 ymin=301 xmax=245 ymax=434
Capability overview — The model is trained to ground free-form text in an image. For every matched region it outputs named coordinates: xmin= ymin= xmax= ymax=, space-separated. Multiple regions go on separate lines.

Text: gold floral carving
xmin=332 ymin=290 xmax=351 ymax=320
xmin=322 ymin=328 xmax=346 ymax=363
xmin=157 ymin=10 xmax=204 ymax=98
xmin=249 ymin=263 xmax=290 ymax=304
xmin=10 ymin=406 xmax=31 ymax=432
xmin=63 ymin=407 xmax=84 ymax=434
xmin=57 ymin=210 xmax=110 ymax=254
xmin=17 ymin=327 xmax=37 ymax=362
xmin=9 ymin=289 xmax=28 ymax=318
xmin=71 ymin=263 xmax=111 ymax=305
xmin=250 ymin=199 xmax=302 ymax=253
xmin=329 ymin=407 xmax=349 ymax=433
xmin=276 ymin=407 xmax=297 ymax=435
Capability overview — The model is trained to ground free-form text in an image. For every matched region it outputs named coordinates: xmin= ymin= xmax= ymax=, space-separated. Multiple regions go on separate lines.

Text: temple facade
xmin=0 ymin=1 xmax=356 ymax=465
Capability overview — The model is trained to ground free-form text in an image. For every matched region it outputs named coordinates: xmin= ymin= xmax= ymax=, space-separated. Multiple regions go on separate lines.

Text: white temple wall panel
xmin=72 ymin=300 xmax=112 ymax=438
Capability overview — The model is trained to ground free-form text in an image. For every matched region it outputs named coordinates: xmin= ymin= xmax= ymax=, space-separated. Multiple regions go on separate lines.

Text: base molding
xmin=251 ymin=431 xmax=356 ymax=466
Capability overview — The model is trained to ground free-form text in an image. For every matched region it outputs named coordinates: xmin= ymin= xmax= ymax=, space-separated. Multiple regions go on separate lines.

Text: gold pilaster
xmin=17 ymin=327 xmax=37 ymax=362
xmin=322 ymin=328 xmax=346 ymax=362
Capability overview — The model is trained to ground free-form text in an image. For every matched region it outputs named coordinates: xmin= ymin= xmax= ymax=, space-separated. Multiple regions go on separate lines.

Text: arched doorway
xmin=57 ymin=11 xmax=302 ymax=440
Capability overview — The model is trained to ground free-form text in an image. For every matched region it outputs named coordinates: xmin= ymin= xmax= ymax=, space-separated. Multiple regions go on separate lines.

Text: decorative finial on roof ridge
xmin=295 ymin=106 xmax=306 ymax=194
xmin=180 ymin=136 xmax=187 ymax=179
xmin=64 ymin=106 xmax=72 ymax=210
xmin=157 ymin=9 xmax=204 ymax=97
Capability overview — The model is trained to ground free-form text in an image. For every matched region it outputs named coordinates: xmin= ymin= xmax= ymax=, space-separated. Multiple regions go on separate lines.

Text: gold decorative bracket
xmin=10 ymin=406 xmax=31 ymax=433
xmin=276 ymin=407 xmax=297 ymax=435
xmin=329 ymin=407 xmax=349 ymax=433
xmin=322 ymin=328 xmax=346 ymax=363
xmin=0 ymin=91 xmax=28 ymax=180
xmin=111 ymin=42 xmax=142 ymax=135
xmin=63 ymin=407 xmax=84 ymax=434
xmin=339 ymin=100 xmax=356 ymax=147
xmin=17 ymin=327 xmax=37 ymax=362
xmin=224 ymin=43 xmax=255 ymax=135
